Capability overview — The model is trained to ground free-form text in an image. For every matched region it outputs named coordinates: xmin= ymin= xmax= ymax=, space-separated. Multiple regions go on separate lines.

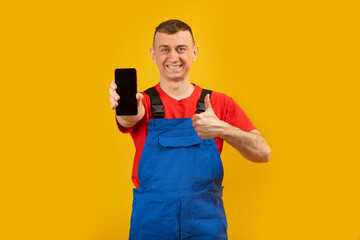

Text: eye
xmin=160 ymin=48 xmax=169 ymax=53
xmin=177 ymin=47 xmax=186 ymax=52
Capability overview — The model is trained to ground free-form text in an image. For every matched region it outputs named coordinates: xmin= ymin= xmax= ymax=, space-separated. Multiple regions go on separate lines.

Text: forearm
xmin=191 ymin=95 xmax=271 ymax=162
xmin=219 ymin=122 xmax=271 ymax=163
xmin=116 ymin=104 xmax=145 ymax=128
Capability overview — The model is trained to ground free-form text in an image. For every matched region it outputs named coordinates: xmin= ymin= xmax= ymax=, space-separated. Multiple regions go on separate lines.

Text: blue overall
xmin=129 ymin=89 xmax=228 ymax=240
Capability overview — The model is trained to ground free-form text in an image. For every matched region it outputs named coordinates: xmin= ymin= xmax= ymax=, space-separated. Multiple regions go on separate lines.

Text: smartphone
xmin=114 ymin=68 xmax=138 ymax=116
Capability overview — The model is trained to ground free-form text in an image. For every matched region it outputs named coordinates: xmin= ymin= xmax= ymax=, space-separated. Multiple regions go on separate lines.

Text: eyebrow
xmin=158 ymin=44 xmax=188 ymax=49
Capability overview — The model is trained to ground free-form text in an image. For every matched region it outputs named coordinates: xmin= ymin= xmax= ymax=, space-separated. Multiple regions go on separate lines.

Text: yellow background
xmin=1 ymin=0 xmax=359 ymax=239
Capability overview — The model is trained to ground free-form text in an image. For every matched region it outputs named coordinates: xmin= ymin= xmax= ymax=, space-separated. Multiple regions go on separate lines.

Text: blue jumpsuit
xmin=129 ymin=88 xmax=228 ymax=240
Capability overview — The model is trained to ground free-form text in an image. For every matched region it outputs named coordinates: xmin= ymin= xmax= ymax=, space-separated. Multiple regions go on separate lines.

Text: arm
xmin=109 ymin=81 xmax=145 ymax=128
xmin=219 ymin=126 xmax=271 ymax=163
xmin=191 ymin=94 xmax=271 ymax=163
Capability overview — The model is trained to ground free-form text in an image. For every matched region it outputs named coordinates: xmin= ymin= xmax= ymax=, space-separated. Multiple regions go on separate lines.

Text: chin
xmin=165 ymin=77 xmax=184 ymax=82
xmin=160 ymin=72 xmax=186 ymax=81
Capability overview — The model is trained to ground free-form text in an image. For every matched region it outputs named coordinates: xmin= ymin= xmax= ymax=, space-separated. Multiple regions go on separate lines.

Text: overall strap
xmin=144 ymin=87 xmax=213 ymax=118
xmin=144 ymin=87 xmax=164 ymax=118
xmin=196 ymin=89 xmax=212 ymax=113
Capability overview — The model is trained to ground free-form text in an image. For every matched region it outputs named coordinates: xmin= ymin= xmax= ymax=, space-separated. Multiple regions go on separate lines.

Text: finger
xmin=136 ymin=93 xmax=144 ymax=108
xmin=192 ymin=121 xmax=197 ymax=128
xmin=110 ymin=81 xmax=117 ymax=90
xmin=192 ymin=121 xmax=203 ymax=128
xmin=109 ymin=96 xmax=118 ymax=105
xmin=136 ymin=93 xmax=143 ymax=102
xmin=111 ymin=102 xmax=118 ymax=110
xmin=109 ymin=88 xmax=120 ymax=100
xmin=194 ymin=128 xmax=205 ymax=139
xmin=110 ymin=97 xmax=118 ymax=110
xmin=204 ymin=94 xmax=212 ymax=111
xmin=191 ymin=114 xmax=200 ymax=122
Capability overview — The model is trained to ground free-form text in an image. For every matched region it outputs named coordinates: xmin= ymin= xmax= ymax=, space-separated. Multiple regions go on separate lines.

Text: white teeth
xmin=167 ymin=65 xmax=181 ymax=69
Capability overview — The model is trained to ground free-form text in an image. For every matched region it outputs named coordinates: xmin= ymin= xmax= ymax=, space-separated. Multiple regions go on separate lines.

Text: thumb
xmin=136 ymin=93 xmax=144 ymax=106
xmin=204 ymin=94 xmax=212 ymax=111
xmin=136 ymin=93 xmax=143 ymax=102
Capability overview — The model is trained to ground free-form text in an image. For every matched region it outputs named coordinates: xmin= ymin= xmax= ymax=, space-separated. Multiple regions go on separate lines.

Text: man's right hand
xmin=109 ymin=81 xmax=145 ymax=128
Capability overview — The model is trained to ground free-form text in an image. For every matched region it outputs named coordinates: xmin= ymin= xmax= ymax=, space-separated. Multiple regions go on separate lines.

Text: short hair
xmin=153 ymin=19 xmax=195 ymax=48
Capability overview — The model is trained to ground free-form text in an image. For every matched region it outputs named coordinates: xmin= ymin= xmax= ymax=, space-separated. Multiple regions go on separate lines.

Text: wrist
xmin=116 ymin=115 xmax=137 ymax=128
xmin=217 ymin=121 xmax=232 ymax=139
xmin=116 ymin=104 xmax=145 ymax=128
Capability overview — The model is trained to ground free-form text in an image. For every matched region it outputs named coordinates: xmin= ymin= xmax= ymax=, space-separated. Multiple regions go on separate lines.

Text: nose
xmin=169 ymin=49 xmax=179 ymax=63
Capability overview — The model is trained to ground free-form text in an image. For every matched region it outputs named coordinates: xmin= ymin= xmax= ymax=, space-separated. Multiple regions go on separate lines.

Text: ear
xmin=192 ymin=45 xmax=199 ymax=62
xmin=150 ymin=48 xmax=157 ymax=64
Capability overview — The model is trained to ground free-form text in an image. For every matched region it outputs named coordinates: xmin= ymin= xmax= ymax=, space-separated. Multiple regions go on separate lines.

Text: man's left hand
xmin=191 ymin=94 xmax=227 ymax=139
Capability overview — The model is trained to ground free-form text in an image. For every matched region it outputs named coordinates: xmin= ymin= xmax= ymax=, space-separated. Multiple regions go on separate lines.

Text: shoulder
xmin=212 ymin=91 xmax=256 ymax=131
xmin=210 ymin=91 xmax=231 ymax=100
xmin=209 ymin=90 xmax=234 ymax=109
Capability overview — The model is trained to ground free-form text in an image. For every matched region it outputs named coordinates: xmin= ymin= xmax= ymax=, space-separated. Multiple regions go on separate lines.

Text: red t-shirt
xmin=116 ymin=83 xmax=256 ymax=188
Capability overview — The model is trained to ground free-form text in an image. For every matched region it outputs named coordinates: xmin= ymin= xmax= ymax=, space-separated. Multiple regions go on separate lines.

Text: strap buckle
xmin=196 ymin=102 xmax=206 ymax=113
xmin=152 ymin=104 xmax=164 ymax=118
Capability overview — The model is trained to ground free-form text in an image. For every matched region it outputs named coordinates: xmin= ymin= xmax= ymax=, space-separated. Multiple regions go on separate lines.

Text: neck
xmin=159 ymin=77 xmax=194 ymax=100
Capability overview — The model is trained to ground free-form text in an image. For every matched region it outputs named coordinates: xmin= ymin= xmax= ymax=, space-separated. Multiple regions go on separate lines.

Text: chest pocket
xmin=159 ymin=135 xmax=203 ymax=148
xmin=149 ymin=133 xmax=213 ymax=189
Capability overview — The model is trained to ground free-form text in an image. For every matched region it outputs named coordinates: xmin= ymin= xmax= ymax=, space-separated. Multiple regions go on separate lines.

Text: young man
xmin=109 ymin=19 xmax=271 ymax=240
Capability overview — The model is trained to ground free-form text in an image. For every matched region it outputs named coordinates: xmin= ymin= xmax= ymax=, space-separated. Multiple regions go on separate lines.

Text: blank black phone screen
xmin=114 ymin=68 xmax=138 ymax=116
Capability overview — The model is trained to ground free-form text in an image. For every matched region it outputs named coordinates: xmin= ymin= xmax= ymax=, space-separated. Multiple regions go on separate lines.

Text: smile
xmin=166 ymin=65 xmax=182 ymax=69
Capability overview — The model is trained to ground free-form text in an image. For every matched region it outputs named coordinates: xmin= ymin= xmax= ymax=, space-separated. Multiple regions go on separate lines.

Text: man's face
xmin=150 ymin=30 xmax=198 ymax=82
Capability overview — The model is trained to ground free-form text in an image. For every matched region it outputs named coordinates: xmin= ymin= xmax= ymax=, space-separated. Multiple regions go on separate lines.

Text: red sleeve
xmin=211 ymin=92 xmax=256 ymax=132
xmin=210 ymin=92 xmax=256 ymax=155
xmin=114 ymin=93 xmax=152 ymax=189
xmin=224 ymin=97 xmax=256 ymax=132
xmin=115 ymin=115 xmax=134 ymax=133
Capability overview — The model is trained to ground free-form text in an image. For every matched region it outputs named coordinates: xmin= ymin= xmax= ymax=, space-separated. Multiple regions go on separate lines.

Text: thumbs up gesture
xmin=191 ymin=94 xmax=227 ymax=139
